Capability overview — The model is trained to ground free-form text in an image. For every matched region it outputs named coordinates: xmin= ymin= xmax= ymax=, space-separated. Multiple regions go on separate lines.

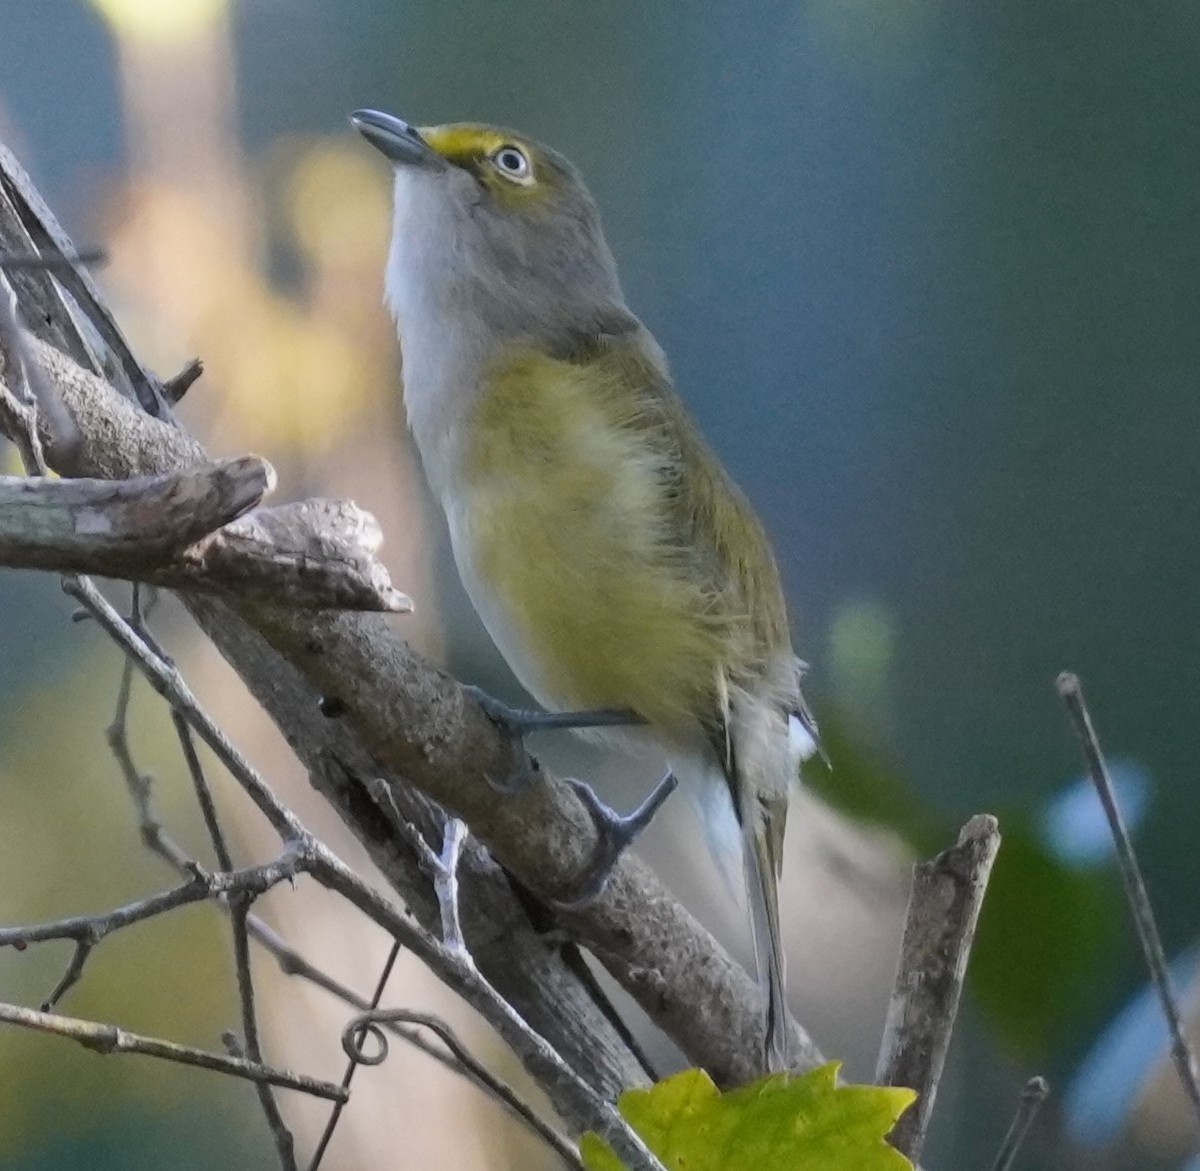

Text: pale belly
xmin=440 ymin=479 xmax=725 ymax=738
xmin=443 ymin=494 xmax=564 ymax=710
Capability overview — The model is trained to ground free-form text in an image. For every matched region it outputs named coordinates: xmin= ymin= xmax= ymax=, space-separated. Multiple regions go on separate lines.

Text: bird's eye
xmin=492 ymin=145 xmax=532 ymax=183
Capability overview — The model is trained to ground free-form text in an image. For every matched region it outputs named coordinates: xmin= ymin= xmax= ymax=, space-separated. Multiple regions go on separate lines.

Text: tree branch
xmin=0 ymin=1001 xmax=348 ymax=1101
xmin=1057 ymin=671 xmax=1200 ymax=1132
xmin=0 ymin=465 xmax=409 ymax=612
xmin=874 ymin=814 xmax=1001 ymax=1163
xmin=0 ymin=457 xmax=271 ymax=566
xmin=175 ymin=498 xmax=411 ymax=612
xmin=990 ymin=1076 xmax=1049 ymax=1171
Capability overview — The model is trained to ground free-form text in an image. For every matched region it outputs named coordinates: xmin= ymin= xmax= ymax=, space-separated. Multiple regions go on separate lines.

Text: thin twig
xmin=41 ymin=940 xmax=93 ymax=1010
xmin=0 ymin=1000 xmax=347 ymax=1100
xmin=0 ymin=247 xmax=106 ymax=270
xmin=0 ymin=271 xmax=47 ymax=474
xmin=342 ymin=1008 xmax=584 ymax=1171
xmin=65 ymin=573 xmax=306 ymax=842
xmin=231 ymin=896 xmax=297 ymax=1170
xmin=0 ymin=853 xmax=305 ymax=951
xmin=989 ymin=1076 xmax=1049 ymax=1171
xmin=1056 ymin=671 xmax=1200 ymax=1131
xmin=107 ymin=653 xmax=202 ymax=875
xmin=308 ymin=942 xmax=403 ymax=1171
xmin=171 ymin=709 xmax=235 ymax=870
xmin=0 ymin=266 xmax=80 ymax=464
xmin=162 ymin=357 xmax=203 ymax=404
xmin=875 ymin=814 xmax=1001 ymax=1164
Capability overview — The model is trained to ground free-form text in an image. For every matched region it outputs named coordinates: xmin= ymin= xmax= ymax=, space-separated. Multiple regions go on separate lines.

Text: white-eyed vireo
xmin=353 ymin=109 xmax=818 ymax=1072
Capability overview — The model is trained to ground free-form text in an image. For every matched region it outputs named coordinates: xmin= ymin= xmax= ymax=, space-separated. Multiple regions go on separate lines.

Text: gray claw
xmin=554 ymin=770 xmax=679 ymax=910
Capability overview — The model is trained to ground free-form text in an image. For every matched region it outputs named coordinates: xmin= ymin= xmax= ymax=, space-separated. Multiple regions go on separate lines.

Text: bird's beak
xmin=351 ymin=109 xmax=442 ymax=168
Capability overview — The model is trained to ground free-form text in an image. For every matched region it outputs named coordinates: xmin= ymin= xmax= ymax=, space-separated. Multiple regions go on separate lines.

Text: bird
xmin=353 ymin=108 xmax=818 ymax=1072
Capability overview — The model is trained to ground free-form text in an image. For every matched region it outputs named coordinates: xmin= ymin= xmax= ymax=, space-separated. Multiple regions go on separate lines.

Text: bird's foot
xmin=554 ymin=770 xmax=678 ymax=909
xmin=463 ymin=684 xmax=644 ymax=795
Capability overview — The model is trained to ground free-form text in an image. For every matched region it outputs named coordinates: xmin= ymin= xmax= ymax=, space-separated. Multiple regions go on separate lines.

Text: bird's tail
xmin=741 ymin=793 xmax=792 ymax=1072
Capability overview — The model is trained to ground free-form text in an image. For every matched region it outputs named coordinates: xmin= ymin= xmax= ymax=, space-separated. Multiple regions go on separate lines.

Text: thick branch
xmin=874 ymin=814 xmax=1001 ymax=1163
xmin=175 ymin=498 xmax=411 ymax=612
xmin=0 ymin=457 xmax=270 ymax=568
xmin=0 ymin=462 xmax=409 ymax=611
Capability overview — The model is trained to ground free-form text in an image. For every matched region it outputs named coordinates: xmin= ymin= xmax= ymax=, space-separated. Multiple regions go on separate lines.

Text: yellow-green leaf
xmin=580 ymin=1062 xmax=915 ymax=1171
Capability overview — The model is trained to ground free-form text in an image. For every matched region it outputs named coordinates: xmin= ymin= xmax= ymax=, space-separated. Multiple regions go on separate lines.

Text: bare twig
xmin=308 ymin=942 xmax=402 ymax=1171
xmin=65 ymin=573 xmax=306 ymax=842
xmin=1056 ymin=671 xmax=1200 ymax=1131
xmin=0 ymin=1001 xmax=347 ymax=1100
xmin=170 ymin=709 xmax=235 ymax=870
xmin=341 ymin=1008 xmax=584 ymax=1171
xmin=875 ymin=814 xmax=1002 ymax=1163
xmin=163 ymin=357 xmax=203 ymax=404
xmin=108 ymin=656 xmax=203 ymax=875
xmin=0 ymin=272 xmax=47 ymax=473
xmin=0 ymin=247 xmax=107 ymax=270
xmin=231 ymin=896 xmax=297 ymax=1171
xmin=989 ymin=1076 xmax=1049 ymax=1171
xmin=40 ymin=940 xmax=93 ymax=1011
xmin=0 ymin=853 xmax=306 ymax=952
xmin=0 ymin=267 xmax=81 ymax=465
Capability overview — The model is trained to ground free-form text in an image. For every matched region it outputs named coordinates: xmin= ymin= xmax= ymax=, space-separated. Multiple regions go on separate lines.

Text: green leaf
xmin=580 ymin=1063 xmax=915 ymax=1171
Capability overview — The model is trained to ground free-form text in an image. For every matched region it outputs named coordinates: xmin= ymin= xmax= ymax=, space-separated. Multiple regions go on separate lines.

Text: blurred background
xmin=1 ymin=1 xmax=1199 ymax=1168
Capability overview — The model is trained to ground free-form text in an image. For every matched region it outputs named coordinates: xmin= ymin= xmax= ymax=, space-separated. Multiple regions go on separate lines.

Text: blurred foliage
xmin=102 ymin=138 xmax=396 ymax=463
xmin=810 ymin=710 xmax=1122 ymax=1060
xmin=970 ymin=819 xmax=1120 ymax=1058
xmin=581 ymin=1064 xmax=915 ymax=1171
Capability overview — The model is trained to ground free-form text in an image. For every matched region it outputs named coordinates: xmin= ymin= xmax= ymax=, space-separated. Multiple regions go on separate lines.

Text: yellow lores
xmin=353 ymin=110 xmax=815 ymax=1072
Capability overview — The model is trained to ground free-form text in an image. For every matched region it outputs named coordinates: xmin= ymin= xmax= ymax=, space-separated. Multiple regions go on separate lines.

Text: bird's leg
xmin=554 ymin=770 xmax=678 ymax=909
xmin=463 ymin=684 xmax=644 ymax=795
xmin=464 ymin=685 xmax=674 ymax=902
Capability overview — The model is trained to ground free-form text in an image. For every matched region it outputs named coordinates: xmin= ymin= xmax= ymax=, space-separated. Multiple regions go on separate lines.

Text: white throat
xmin=383 ymin=168 xmax=492 ymax=494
